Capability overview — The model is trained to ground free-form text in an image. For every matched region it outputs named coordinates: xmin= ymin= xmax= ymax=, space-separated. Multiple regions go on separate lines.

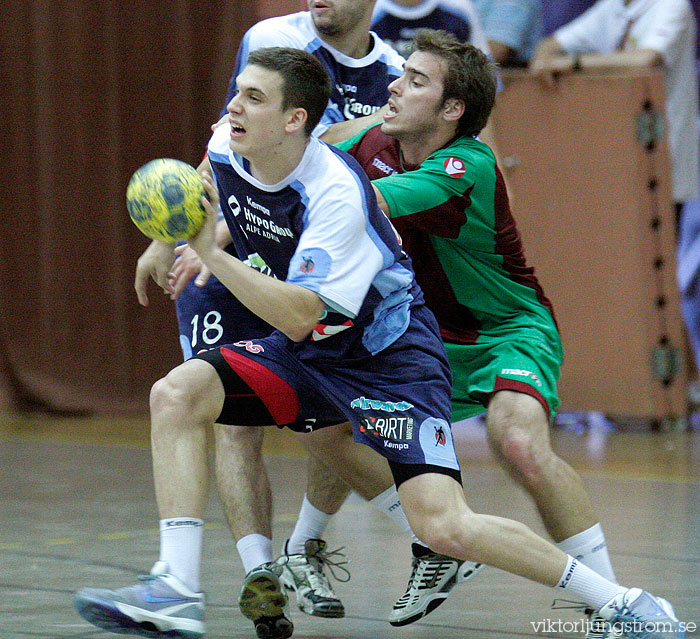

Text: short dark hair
xmin=412 ymin=30 xmax=497 ymax=138
xmin=246 ymin=47 xmax=331 ymax=136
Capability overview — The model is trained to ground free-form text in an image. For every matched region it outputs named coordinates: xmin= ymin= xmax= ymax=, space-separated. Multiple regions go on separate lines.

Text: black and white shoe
xmin=389 ymin=543 xmax=484 ymax=627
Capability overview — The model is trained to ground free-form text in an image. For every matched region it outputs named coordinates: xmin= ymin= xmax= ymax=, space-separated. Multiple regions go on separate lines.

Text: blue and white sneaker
xmin=73 ymin=561 xmax=204 ymax=638
xmin=238 ymin=563 xmax=293 ymax=639
xmin=598 ymin=588 xmax=685 ymax=638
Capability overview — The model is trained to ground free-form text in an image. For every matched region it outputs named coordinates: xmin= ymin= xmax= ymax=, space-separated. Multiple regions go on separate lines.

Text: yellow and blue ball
xmin=126 ymin=158 xmax=207 ymax=242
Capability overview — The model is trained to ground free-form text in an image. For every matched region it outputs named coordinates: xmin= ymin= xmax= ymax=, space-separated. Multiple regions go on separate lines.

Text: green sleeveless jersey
xmin=339 ymin=124 xmax=561 ymax=355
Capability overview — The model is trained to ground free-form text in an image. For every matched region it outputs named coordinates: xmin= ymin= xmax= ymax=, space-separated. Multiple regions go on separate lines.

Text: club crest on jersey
xmin=444 ymin=157 xmax=466 ymax=178
xmin=434 ymin=423 xmax=447 ymax=446
xmin=300 ymin=255 xmax=315 ymax=274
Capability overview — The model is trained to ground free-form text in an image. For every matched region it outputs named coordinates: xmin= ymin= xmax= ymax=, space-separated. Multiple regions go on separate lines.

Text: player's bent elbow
xmin=280 ymin=289 xmax=326 ymax=342
xmin=277 ymin=310 xmax=317 ymax=342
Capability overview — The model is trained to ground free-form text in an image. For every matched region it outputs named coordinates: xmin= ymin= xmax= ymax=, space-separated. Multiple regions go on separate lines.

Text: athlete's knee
xmin=150 ymin=374 xmax=187 ymax=415
xmin=487 ymin=393 xmax=553 ymax=486
xmin=414 ymin=520 xmax=459 ymax=557
xmin=150 ymin=360 xmax=222 ymax=421
xmin=412 ymin=509 xmax=485 ymax=560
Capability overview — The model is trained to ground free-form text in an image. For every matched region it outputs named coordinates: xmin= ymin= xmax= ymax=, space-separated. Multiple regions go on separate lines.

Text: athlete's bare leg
xmin=303 ymin=453 xmax=353 ymax=515
xmin=294 ymin=392 xmax=598 ymax=543
xmin=214 ymin=425 xmax=272 ymax=539
xmin=486 ymin=390 xmax=597 ymax=541
xmin=298 ymin=423 xmax=395 ymax=501
xmin=397 ymin=472 xmax=567 ymax=584
xmin=150 ymin=359 xmax=224 ymax=518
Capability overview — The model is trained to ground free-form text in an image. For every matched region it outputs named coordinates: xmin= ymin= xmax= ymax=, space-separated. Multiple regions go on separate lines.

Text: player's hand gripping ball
xmin=126 ymin=158 xmax=207 ymax=242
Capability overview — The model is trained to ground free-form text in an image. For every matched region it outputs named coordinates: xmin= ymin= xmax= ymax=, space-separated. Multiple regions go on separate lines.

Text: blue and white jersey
xmin=206 ymin=125 xmax=421 ymax=357
xmin=371 ymin=0 xmax=491 ymax=59
xmin=224 ymin=11 xmax=405 ymax=136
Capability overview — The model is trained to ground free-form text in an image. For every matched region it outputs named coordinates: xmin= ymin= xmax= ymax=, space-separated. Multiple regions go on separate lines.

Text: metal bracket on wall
xmin=636 ymin=101 xmax=665 ymax=149
xmin=650 ymin=339 xmax=681 ymax=385
xmin=638 ymin=86 xmax=687 ymax=422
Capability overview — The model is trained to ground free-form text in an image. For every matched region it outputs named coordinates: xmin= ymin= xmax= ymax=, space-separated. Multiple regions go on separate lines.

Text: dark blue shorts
xmin=175 ymin=276 xmax=272 ymax=360
xmin=194 ymin=306 xmax=460 ymax=471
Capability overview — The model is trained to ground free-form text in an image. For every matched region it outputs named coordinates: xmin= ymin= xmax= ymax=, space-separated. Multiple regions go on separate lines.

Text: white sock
xmin=556 ymin=555 xmax=627 ymax=610
xmin=236 ymin=533 xmax=273 ymax=574
xmin=556 ymin=523 xmax=617 ymax=582
xmin=286 ymin=494 xmax=333 ymax=554
xmin=370 ymin=486 xmax=421 ymax=544
xmin=159 ymin=517 xmax=204 ymax=592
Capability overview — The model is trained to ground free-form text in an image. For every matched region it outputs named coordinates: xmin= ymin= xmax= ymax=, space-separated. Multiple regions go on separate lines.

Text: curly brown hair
xmin=411 ymin=29 xmax=497 ymax=137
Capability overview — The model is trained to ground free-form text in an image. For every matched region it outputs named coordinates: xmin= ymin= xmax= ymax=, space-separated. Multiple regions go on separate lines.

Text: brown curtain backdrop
xmin=0 ymin=1 xmax=302 ymax=413
xmin=0 ymin=2 xmax=687 ymax=422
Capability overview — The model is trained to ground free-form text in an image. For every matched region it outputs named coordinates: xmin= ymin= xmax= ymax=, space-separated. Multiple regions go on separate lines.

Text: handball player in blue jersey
xmin=132 ymin=1 xmax=409 ymax=623
xmin=75 ymin=46 xmax=684 ymax=639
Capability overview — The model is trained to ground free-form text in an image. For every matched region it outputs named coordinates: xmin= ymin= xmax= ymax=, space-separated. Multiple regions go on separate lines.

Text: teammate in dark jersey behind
xmin=371 ymin=0 xmax=489 ymax=59
xmin=75 ymin=45 xmax=685 ymax=639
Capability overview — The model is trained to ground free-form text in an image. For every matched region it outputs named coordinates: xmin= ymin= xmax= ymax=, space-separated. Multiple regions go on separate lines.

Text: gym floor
xmin=2 ymin=411 xmax=699 ymax=638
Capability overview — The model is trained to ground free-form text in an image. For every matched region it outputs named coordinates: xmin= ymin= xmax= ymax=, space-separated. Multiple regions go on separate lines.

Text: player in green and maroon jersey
xmin=338 ymin=121 xmax=562 ymax=423
xmin=327 ymin=29 xmax=623 ymax=628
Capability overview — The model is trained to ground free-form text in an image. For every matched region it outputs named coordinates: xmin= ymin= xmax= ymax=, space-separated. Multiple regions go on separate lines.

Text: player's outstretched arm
xmin=134 ymin=240 xmax=176 ymax=307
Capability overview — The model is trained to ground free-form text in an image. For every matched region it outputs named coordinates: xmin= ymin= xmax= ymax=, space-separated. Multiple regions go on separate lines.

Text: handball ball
xmin=126 ymin=158 xmax=207 ymax=242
